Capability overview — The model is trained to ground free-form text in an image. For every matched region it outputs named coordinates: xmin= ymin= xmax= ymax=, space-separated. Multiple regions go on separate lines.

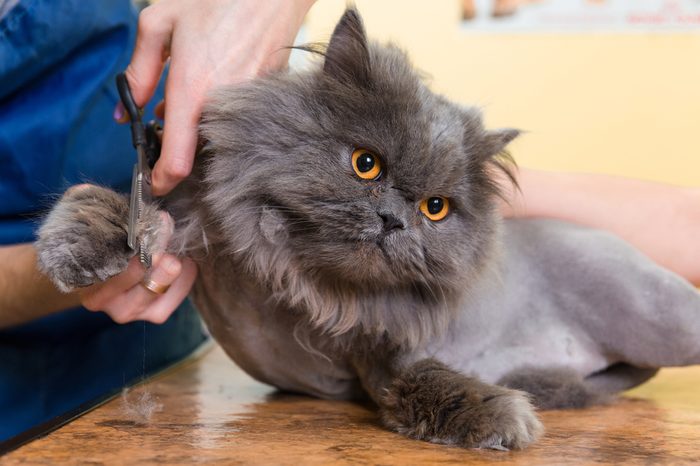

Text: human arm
xmin=500 ymin=168 xmax=700 ymax=285
xmin=0 ymin=244 xmax=81 ymax=328
xmin=123 ymin=0 xmax=317 ymax=196
xmin=0 ymin=236 xmax=196 ymax=330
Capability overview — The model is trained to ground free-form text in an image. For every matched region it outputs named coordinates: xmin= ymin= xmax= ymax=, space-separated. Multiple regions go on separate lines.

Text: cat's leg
xmin=504 ymin=220 xmax=700 ymax=387
xmin=498 ymin=366 xmax=605 ymax=409
xmin=36 ymin=184 xmax=164 ymax=292
xmin=568 ymin=232 xmax=700 ymax=370
xmin=498 ymin=365 xmax=659 ymax=409
xmin=584 ymin=364 xmax=659 ymax=395
xmin=358 ymin=358 xmax=543 ymax=450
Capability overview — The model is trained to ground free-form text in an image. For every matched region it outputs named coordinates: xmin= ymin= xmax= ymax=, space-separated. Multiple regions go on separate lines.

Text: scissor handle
xmin=116 ymin=73 xmax=146 ymax=148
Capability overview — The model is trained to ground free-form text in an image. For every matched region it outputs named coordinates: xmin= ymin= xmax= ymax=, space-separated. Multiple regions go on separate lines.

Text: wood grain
xmin=5 ymin=345 xmax=700 ymax=465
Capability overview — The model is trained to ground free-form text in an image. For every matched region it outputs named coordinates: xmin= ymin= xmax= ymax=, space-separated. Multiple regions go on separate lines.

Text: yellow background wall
xmin=305 ymin=1 xmax=700 ymax=186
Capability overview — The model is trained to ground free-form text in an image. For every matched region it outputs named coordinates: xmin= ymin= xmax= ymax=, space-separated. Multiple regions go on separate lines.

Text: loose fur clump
xmin=120 ymin=388 xmax=162 ymax=424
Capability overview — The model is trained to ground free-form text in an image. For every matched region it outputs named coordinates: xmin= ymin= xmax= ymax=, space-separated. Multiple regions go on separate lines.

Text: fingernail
xmin=155 ymin=100 xmax=165 ymax=119
xmin=113 ymin=102 xmax=129 ymax=123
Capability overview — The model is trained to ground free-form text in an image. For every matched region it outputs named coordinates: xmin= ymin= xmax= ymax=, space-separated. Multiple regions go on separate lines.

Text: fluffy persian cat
xmin=36 ymin=9 xmax=700 ymax=450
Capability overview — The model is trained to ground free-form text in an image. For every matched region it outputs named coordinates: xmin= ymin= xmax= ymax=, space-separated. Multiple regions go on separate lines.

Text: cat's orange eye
xmin=420 ymin=197 xmax=450 ymax=221
xmin=352 ymin=149 xmax=382 ymax=180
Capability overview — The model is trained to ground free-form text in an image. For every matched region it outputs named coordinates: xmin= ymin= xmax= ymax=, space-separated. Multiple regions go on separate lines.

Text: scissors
xmin=115 ymin=72 xmax=162 ymax=269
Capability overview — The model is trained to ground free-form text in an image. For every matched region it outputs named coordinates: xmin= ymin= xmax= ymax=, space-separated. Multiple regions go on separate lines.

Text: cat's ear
xmin=324 ymin=8 xmax=371 ymax=86
xmin=481 ymin=128 xmax=520 ymax=157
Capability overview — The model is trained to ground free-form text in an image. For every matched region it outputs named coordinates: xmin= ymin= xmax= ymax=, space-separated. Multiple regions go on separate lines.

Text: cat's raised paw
xmin=381 ymin=359 xmax=543 ymax=450
xmin=36 ymin=184 xmax=161 ymax=292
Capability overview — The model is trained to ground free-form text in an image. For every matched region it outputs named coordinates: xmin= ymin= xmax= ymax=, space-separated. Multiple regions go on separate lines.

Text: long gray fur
xmin=35 ymin=8 xmax=700 ymax=450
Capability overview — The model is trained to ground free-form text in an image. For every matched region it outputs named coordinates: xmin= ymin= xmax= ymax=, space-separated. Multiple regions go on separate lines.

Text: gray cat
xmin=36 ymin=9 xmax=700 ymax=450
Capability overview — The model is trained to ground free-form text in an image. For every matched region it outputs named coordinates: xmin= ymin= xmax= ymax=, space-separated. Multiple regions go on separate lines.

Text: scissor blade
xmin=127 ymin=164 xmax=139 ymax=250
xmin=134 ymin=146 xmax=153 ymax=268
xmin=139 ymin=243 xmax=152 ymax=269
xmin=137 ymin=145 xmax=153 ymax=204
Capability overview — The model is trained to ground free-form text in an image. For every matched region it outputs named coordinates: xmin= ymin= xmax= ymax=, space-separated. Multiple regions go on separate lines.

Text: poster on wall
xmin=461 ymin=0 xmax=700 ymax=32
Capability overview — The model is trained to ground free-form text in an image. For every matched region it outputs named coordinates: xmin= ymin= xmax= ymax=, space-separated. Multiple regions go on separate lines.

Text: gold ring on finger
xmin=141 ymin=278 xmax=170 ymax=295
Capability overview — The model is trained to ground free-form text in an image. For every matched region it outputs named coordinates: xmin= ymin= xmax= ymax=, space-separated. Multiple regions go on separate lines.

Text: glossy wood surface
xmin=5 ymin=344 xmax=700 ymax=465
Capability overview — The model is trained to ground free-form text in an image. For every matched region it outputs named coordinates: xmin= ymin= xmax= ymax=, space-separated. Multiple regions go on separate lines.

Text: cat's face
xmin=199 ymin=9 xmax=516 ymax=296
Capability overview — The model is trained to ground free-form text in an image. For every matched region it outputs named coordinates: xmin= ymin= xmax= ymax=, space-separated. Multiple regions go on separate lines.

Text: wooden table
xmin=5 ymin=344 xmax=700 ymax=465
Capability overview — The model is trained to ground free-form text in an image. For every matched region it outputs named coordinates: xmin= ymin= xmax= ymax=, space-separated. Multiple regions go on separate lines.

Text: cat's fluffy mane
xmin=168 ymin=9 xmax=518 ymax=349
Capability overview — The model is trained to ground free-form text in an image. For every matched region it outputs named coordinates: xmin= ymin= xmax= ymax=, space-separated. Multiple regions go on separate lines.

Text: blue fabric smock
xmin=0 ymin=0 xmax=208 ymax=443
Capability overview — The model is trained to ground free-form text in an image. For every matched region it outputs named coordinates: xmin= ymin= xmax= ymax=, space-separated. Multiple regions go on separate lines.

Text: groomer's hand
xmin=122 ymin=0 xmax=316 ymax=196
xmin=79 ymin=212 xmax=197 ymax=324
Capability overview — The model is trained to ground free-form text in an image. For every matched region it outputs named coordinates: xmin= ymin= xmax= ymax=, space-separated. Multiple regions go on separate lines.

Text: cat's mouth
xmin=363 ymin=232 xmax=399 ymax=263
xmin=338 ymin=234 xmax=391 ymax=260
xmin=316 ymin=230 xmax=427 ymax=286
xmin=344 ymin=236 xmax=388 ymax=252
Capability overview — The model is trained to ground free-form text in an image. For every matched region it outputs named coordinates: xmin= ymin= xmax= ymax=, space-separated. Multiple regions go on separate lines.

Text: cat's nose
xmin=378 ymin=212 xmax=405 ymax=233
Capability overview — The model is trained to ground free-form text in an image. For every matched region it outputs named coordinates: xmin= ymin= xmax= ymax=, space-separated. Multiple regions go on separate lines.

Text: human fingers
xmin=100 ymin=254 xmax=184 ymax=324
xmin=81 ymin=212 xmax=173 ymax=312
xmin=124 ymin=4 xmax=174 ymax=108
xmin=152 ymin=211 xmax=175 ymax=253
xmin=80 ymin=256 xmax=147 ymax=311
xmin=150 ymin=52 xmax=202 ymax=196
xmin=137 ymin=257 xmax=197 ymax=324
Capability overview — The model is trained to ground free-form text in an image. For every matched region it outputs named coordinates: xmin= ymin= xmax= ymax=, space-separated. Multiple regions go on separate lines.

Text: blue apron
xmin=0 ymin=0 xmax=208 ymax=443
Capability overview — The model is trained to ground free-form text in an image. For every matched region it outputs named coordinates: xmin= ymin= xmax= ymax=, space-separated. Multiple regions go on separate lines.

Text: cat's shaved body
xmin=190 ymin=218 xmax=700 ymax=399
xmin=430 ymin=219 xmax=700 ymax=386
xmin=36 ymin=8 xmax=700 ymax=451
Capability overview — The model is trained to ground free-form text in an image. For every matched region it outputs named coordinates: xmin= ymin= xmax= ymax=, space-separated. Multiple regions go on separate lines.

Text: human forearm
xmin=0 ymin=243 xmax=81 ymax=328
xmin=501 ymin=168 xmax=700 ymax=285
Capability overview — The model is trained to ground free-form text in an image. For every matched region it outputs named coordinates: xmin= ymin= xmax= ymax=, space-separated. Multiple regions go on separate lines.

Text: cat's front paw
xmin=36 ymin=184 xmax=162 ymax=292
xmin=381 ymin=359 xmax=543 ymax=450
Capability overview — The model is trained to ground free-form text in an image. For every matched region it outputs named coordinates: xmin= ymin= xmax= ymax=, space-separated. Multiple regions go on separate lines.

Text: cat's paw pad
xmin=36 ymin=184 xmax=160 ymax=291
xmin=381 ymin=359 xmax=543 ymax=450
